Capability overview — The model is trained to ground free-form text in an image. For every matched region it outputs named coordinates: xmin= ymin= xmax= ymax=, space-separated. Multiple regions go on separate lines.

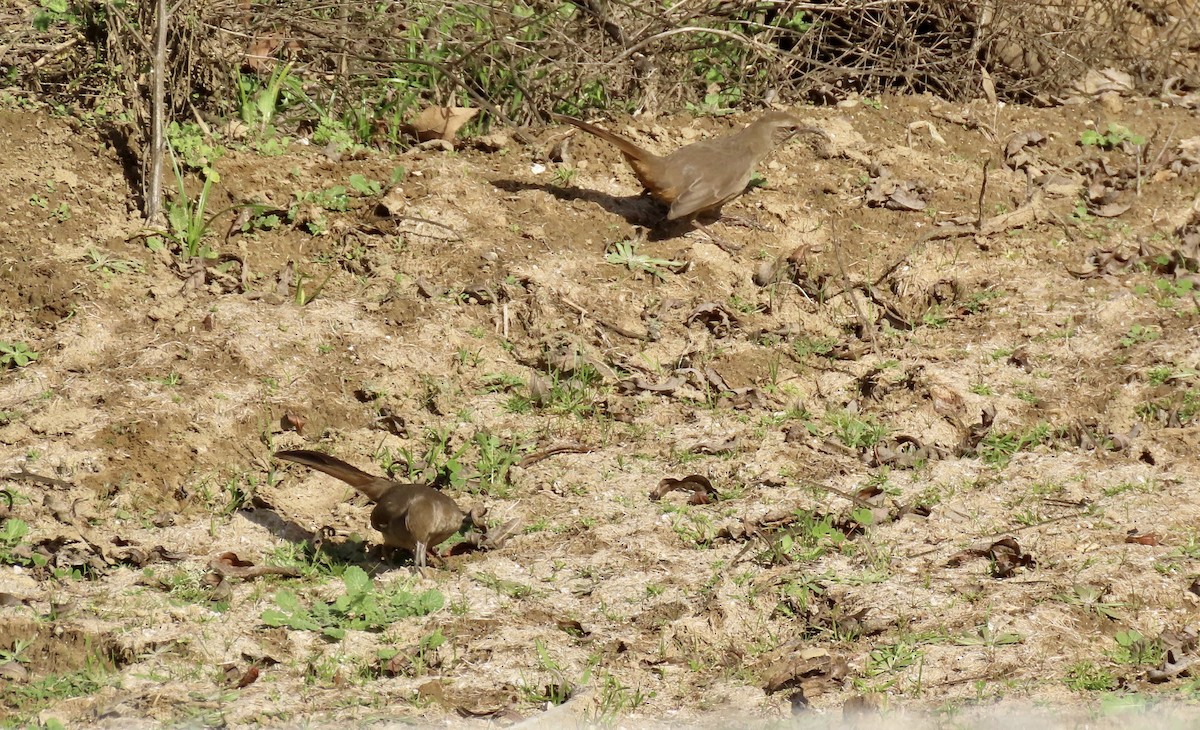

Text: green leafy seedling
xmin=0 ymin=342 xmax=38 ymax=368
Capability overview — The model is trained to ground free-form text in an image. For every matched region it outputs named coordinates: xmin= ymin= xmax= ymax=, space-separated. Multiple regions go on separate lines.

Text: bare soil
xmin=2 ymin=95 xmax=1200 ymax=728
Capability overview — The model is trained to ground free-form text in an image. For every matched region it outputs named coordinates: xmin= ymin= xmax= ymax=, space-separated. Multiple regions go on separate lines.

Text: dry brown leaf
xmin=1125 ymin=530 xmax=1161 ymax=546
xmin=651 ymin=475 xmax=720 ymax=505
xmin=690 ymin=435 xmax=737 ymax=454
xmin=1148 ymin=627 xmax=1199 ymax=682
xmin=619 ymin=376 xmax=685 ymax=394
xmin=1004 ymin=130 xmax=1047 ymax=168
xmin=280 ymin=411 xmax=305 ymax=434
xmin=946 ymin=536 xmax=1035 ymax=578
xmin=408 ymin=106 xmax=478 ymax=142
xmin=686 ymin=302 xmax=741 ymax=335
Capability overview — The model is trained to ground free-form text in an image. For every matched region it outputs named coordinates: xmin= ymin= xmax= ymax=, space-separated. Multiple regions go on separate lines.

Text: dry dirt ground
xmin=2 ymin=94 xmax=1200 ymax=728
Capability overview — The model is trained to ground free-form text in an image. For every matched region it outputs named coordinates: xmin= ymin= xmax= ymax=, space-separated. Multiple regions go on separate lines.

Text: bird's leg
xmin=691 ymin=220 xmax=742 ymax=254
xmin=414 ymin=540 xmax=427 ymax=569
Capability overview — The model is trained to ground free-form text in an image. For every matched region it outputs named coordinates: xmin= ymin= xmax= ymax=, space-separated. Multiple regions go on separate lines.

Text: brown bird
xmin=552 ymin=111 xmax=826 ymax=246
xmin=274 ymin=449 xmax=471 ymax=568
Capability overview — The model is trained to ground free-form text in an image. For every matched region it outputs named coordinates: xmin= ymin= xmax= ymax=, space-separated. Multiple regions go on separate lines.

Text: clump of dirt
xmin=3 ymin=93 xmax=1200 ymax=727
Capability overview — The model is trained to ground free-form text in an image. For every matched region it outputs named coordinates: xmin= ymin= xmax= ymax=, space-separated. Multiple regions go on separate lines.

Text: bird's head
xmin=759 ymin=111 xmax=830 ymax=146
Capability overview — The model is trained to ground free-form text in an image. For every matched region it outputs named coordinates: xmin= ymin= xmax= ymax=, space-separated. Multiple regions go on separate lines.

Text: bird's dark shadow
xmin=98 ymin=122 xmax=145 ymax=214
xmin=491 ymin=178 xmax=657 ymax=225
xmin=239 ymin=501 xmax=412 ymax=574
xmin=490 ymin=178 xmax=727 ymax=242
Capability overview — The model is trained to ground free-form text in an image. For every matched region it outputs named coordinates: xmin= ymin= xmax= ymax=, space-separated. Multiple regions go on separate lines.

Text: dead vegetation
xmin=2 ymin=1 xmax=1200 ymax=727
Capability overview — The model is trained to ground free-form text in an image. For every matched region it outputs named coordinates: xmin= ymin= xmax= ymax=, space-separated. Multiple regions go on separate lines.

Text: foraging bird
xmin=552 ymin=111 xmax=827 ymax=244
xmin=275 ymin=449 xmax=472 ymax=569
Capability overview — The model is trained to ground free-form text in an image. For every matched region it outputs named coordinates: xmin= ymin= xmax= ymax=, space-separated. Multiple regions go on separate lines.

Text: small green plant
xmin=604 ymin=240 xmax=685 ymax=281
xmin=377 ymin=628 xmax=447 ymax=677
xmin=1155 ymin=533 xmax=1200 ymax=574
xmin=825 ymin=410 xmax=889 ymax=449
xmin=348 ymin=173 xmax=382 ymax=197
xmin=793 ymin=336 xmax=837 ymax=360
xmin=960 ymin=288 xmax=1003 ymax=314
xmin=145 ymin=567 xmax=225 ymax=609
xmin=669 ymin=509 xmax=717 ymax=549
xmin=954 ymin=625 xmax=1023 ymax=647
xmin=596 ymin=672 xmax=654 ymax=719
xmin=472 ymin=431 xmax=523 ymax=496
xmin=0 ymin=341 xmax=39 ymax=368
xmin=33 ymin=0 xmax=75 ymax=30
xmin=1136 ymin=388 xmax=1200 ymax=426
xmin=394 ymin=427 xmax=472 ymax=490
xmin=865 ymin=641 xmax=922 ymax=676
xmin=921 ymin=306 xmax=949 ymax=328
xmin=1056 ymin=584 xmax=1124 ymax=621
xmin=0 ymin=663 xmax=110 ymax=720
xmin=1111 ymin=630 xmax=1163 ymax=666
xmin=239 ymin=61 xmax=295 ymax=132
xmin=1118 ymin=324 xmax=1160 ymax=348
xmin=261 ymin=567 xmax=444 ymax=639
xmin=0 ymin=638 xmax=33 ymax=666
xmin=1079 ymin=123 xmax=1145 ymax=150
xmin=84 ymin=248 xmax=142 ymax=276
xmin=553 ymin=166 xmax=578 ymax=185
xmin=774 ymin=574 xmax=826 ymax=617
xmin=1063 ymin=661 xmax=1116 ymax=691
xmin=1145 ymin=365 xmax=1174 ymax=385
xmin=1134 ymin=277 xmax=1195 ymax=305
xmin=148 ymin=160 xmax=218 ymax=262
xmin=312 ymin=117 xmax=357 ymax=153
xmin=165 ymin=121 xmax=224 ymax=177
xmin=293 ymin=269 xmax=334 ymax=306
xmin=977 ymin=423 xmax=1052 ymax=466
xmin=517 ymin=640 xmax=595 ymax=706
xmin=473 ymin=572 xmax=534 ymax=599
xmin=0 ymin=518 xmax=45 ymax=568
xmin=758 ymin=510 xmax=847 ymax=565
xmin=507 ymin=366 xmax=605 ymax=417
xmin=1014 ymin=388 xmax=1040 ymax=405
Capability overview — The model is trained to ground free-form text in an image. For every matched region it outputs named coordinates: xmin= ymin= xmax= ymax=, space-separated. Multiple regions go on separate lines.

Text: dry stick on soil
xmin=30 ymin=37 xmax=80 ymax=69
xmin=805 ymin=481 xmax=879 ymax=510
xmin=558 ymin=294 xmax=651 ymax=341
xmin=516 ymin=443 xmax=592 ymax=469
xmin=1141 ymin=122 xmax=1179 ymax=197
xmin=985 ymin=509 xmax=1091 ymax=537
xmin=145 ymin=0 xmax=169 ymax=226
xmin=976 ymin=159 xmax=990 ymax=229
xmin=831 ymin=219 xmax=881 ymax=359
xmin=4 ymin=468 xmax=73 ymax=489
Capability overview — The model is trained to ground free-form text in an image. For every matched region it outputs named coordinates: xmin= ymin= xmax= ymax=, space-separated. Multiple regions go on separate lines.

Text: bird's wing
xmin=665 ymin=147 xmax=753 ymax=220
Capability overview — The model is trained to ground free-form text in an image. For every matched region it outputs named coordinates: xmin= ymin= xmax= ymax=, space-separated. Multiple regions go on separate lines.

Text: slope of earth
xmin=2 ymin=94 xmax=1200 ymax=728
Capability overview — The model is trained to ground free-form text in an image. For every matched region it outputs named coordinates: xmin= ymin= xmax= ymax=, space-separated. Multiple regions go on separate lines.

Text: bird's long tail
xmin=275 ymin=450 xmax=391 ymax=502
xmin=552 ymin=113 xmax=655 ymax=161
